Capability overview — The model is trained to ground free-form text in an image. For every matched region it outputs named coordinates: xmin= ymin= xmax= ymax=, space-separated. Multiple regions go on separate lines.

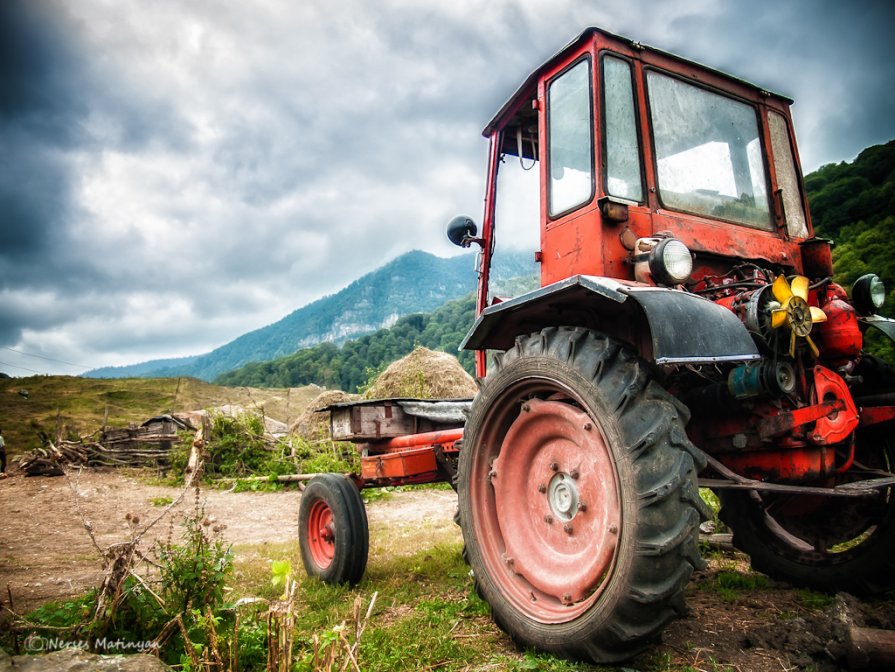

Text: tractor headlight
xmin=649 ymin=239 xmax=693 ymax=286
xmin=852 ymin=273 xmax=886 ymax=315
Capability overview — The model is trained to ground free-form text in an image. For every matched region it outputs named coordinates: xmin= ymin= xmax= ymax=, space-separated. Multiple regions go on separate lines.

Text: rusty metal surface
xmin=492 ymin=399 xmax=619 ymax=606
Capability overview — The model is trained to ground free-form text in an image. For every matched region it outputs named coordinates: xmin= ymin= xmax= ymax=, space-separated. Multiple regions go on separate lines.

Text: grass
xmin=229 ymin=539 xmax=613 ymax=671
xmin=224 ymin=507 xmax=619 ymax=671
xmin=699 ymin=568 xmax=774 ymax=602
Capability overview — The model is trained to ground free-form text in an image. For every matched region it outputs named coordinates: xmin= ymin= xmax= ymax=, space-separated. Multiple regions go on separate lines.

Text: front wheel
xmin=298 ymin=473 xmax=369 ymax=585
xmin=720 ymin=426 xmax=895 ymax=594
xmin=458 ymin=327 xmax=707 ymax=663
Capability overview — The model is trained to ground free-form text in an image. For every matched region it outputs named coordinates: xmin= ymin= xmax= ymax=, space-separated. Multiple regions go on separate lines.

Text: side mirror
xmin=446 ymin=215 xmax=479 ymax=248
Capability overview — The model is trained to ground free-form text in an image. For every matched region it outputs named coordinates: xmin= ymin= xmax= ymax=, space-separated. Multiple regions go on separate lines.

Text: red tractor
xmin=298 ymin=27 xmax=895 ymax=663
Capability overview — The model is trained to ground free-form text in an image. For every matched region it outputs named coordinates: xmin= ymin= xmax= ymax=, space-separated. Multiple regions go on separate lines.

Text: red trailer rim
xmin=306 ymin=499 xmax=336 ymax=569
xmin=471 ymin=393 xmax=622 ymax=623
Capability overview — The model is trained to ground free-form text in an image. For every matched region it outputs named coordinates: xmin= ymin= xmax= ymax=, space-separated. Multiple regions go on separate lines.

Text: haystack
xmin=363 ymin=347 xmax=477 ymax=400
xmin=291 ymin=390 xmax=359 ymax=441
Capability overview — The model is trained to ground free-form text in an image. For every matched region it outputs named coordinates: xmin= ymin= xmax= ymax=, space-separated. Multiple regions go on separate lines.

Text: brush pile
xmin=17 ymin=415 xmax=190 ymax=476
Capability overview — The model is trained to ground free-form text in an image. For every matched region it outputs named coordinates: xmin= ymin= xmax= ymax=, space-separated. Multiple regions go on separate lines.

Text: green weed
xmin=701 ymin=570 xmax=773 ymax=602
xmin=798 ymin=589 xmax=834 ymax=609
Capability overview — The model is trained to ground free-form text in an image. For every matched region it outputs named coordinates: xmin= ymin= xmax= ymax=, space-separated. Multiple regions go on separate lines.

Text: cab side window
xmin=602 ymin=55 xmax=643 ymax=202
xmin=547 ymin=58 xmax=594 ymax=217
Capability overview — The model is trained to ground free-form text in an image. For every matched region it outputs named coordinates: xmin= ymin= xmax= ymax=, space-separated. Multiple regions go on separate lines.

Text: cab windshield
xmin=646 ymin=70 xmax=772 ymax=230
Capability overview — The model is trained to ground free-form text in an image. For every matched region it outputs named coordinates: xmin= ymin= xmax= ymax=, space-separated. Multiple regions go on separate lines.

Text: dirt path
xmin=0 ymin=470 xmax=455 ymax=614
xmin=1 ymin=471 xmax=894 ymax=671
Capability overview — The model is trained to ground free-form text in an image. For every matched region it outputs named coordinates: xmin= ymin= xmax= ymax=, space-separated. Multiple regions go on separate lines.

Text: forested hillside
xmin=215 ymin=294 xmax=477 ymax=390
xmin=806 ymin=139 xmax=895 ymax=361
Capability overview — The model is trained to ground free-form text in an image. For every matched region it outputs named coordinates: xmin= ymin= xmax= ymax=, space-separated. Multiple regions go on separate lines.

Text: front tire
xmin=298 ymin=473 xmax=369 ymax=585
xmin=720 ymin=426 xmax=895 ymax=594
xmin=458 ymin=327 xmax=707 ymax=663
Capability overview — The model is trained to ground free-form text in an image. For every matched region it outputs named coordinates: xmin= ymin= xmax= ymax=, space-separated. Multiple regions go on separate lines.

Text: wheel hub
xmin=547 ymin=473 xmax=579 ymax=521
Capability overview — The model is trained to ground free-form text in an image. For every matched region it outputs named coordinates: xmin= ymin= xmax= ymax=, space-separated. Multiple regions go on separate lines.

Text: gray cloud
xmin=1 ymin=0 xmax=893 ymax=375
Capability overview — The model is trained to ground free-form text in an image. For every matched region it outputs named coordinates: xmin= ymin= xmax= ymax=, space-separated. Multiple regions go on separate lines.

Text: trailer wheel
xmin=720 ymin=427 xmax=895 ymax=594
xmin=298 ymin=473 xmax=369 ymax=586
xmin=458 ymin=327 xmax=707 ymax=663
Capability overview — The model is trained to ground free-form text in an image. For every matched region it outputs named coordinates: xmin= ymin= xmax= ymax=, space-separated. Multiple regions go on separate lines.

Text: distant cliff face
xmin=85 ymin=249 xmax=535 ymax=381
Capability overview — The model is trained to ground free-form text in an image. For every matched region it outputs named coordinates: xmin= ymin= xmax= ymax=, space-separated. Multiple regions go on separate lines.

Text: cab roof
xmin=483 ymin=26 xmax=793 ymax=137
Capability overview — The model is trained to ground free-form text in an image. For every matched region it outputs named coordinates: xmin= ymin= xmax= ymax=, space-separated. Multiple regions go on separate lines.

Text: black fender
xmin=460 ymin=275 xmax=760 ymax=365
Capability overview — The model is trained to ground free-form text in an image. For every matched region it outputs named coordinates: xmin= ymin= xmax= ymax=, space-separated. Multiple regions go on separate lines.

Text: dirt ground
xmin=0 ymin=470 xmax=456 ymax=614
xmin=1 ymin=470 xmax=893 ymax=671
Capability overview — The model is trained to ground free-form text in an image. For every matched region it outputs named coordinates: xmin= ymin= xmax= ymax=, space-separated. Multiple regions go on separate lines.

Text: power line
xmin=0 ymin=359 xmax=46 ymax=375
xmin=2 ymin=346 xmax=91 ymax=369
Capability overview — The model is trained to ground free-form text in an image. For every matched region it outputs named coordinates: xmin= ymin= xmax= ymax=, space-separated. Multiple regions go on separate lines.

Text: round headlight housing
xmin=649 ymin=238 xmax=693 ymax=286
xmin=852 ymin=273 xmax=886 ymax=315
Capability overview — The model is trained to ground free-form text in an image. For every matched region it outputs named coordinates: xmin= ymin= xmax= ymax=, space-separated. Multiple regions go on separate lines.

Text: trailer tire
xmin=458 ymin=327 xmax=707 ymax=663
xmin=720 ymin=426 xmax=895 ymax=594
xmin=298 ymin=473 xmax=369 ymax=586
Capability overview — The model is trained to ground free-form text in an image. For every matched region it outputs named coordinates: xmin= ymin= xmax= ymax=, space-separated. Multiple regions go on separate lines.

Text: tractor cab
xmin=452 ymin=27 xmax=823 ymax=297
xmin=449 ymin=26 xmax=839 ymax=377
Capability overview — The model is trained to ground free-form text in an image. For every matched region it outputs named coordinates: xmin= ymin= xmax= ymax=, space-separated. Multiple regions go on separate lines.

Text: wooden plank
xmin=848 ymin=626 xmax=895 ymax=669
xmin=331 ymin=403 xmax=437 ymax=440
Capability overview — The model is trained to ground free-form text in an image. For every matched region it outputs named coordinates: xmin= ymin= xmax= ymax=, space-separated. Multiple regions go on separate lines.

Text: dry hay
xmin=363 ymin=347 xmax=477 ymax=400
xmin=290 ymin=390 xmax=359 ymax=441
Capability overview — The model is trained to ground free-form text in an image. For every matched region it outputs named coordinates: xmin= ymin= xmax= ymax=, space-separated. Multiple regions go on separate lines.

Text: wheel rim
xmin=471 ymin=388 xmax=622 ymax=623
xmin=306 ymin=499 xmax=336 ymax=569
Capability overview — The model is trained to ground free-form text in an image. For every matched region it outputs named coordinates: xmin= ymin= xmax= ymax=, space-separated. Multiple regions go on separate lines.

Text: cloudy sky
xmin=2 ymin=0 xmax=894 ymax=377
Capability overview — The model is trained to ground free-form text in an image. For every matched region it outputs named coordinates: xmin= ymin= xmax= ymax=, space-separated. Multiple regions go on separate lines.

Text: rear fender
xmin=460 ymin=275 xmax=760 ymax=365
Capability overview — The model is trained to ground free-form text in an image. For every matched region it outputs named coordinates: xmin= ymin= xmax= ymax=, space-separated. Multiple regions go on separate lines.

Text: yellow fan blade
xmin=809 ymin=306 xmax=827 ymax=324
xmin=805 ymin=335 xmax=820 ymax=358
xmin=771 ymin=309 xmax=789 ymax=329
xmin=791 ymin=275 xmax=809 ymax=301
xmin=772 ymin=275 xmax=793 ymax=303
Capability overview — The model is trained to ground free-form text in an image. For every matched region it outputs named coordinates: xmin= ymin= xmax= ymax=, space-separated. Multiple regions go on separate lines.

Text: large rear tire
xmin=298 ymin=473 xmax=369 ymax=586
xmin=458 ymin=327 xmax=707 ymax=663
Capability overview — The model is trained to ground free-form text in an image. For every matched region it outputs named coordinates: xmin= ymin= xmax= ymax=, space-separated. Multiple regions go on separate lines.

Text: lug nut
xmin=563 ymin=523 xmax=574 ymax=535
xmin=609 ymin=524 xmax=618 ymax=535
xmin=505 ymin=556 xmax=515 ymax=567
xmin=570 ymin=468 xmax=580 ymax=480
xmin=522 ymin=403 xmax=530 ymax=412
xmin=537 ymin=483 xmax=547 ymax=493
xmin=549 ymin=462 xmax=559 ymax=472
xmin=544 ymin=514 xmax=554 ymax=524
xmin=578 ymin=502 xmax=588 ymax=512
xmin=583 ymin=422 xmax=592 ymax=431
xmin=562 ymin=593 xmax=573 ymax=605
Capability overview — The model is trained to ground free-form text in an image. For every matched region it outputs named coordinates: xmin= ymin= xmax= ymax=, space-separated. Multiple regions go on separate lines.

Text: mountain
xmin=86 ymin=249 xmax=536 ymax=381
xmin=215 ymin=293 xmax=478 ymax=391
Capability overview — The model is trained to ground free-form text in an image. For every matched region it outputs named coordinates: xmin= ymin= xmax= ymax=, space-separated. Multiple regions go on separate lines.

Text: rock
xmin=9 ymin=648 xmax=170 ymax=671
